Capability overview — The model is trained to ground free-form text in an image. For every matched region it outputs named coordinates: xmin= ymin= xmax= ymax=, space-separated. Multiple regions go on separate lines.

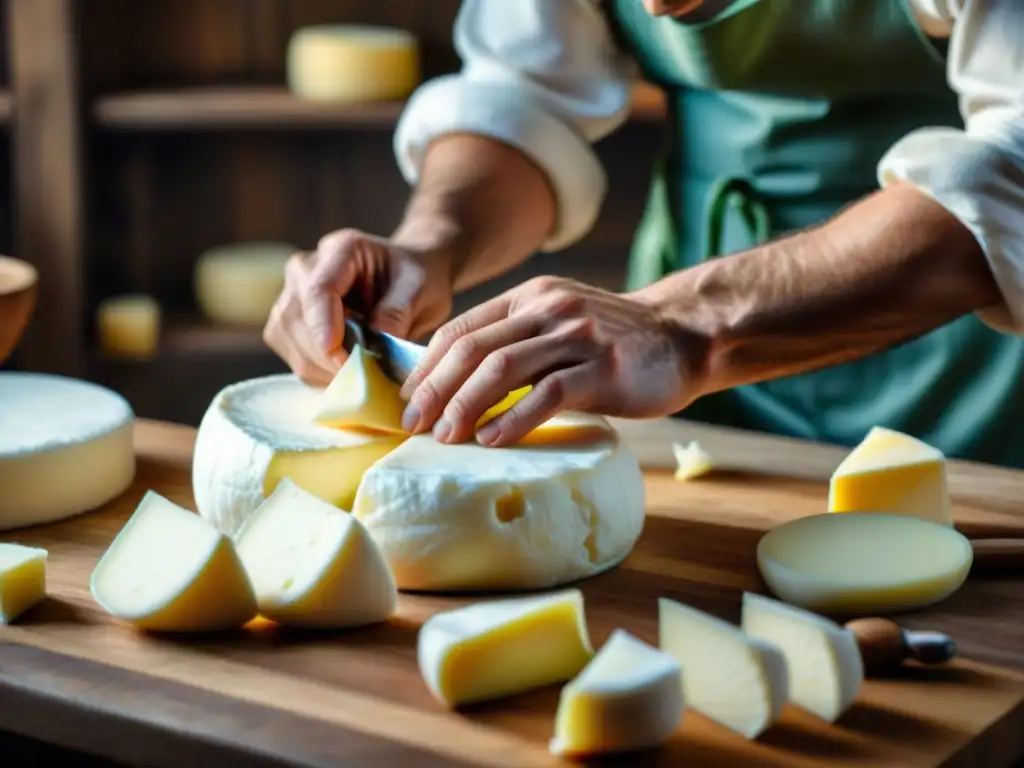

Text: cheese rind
xmin=313 ymin=345 xmax=406 ymax=435
xmin=236 ymin=479 xmax=396 ymax=628
xmin=658 ymin=598 xmax=788 ymax=738
xmin=741 ymin=592 xmax=863 ymax=722
xmin=757 ymin=513 xmax=972 ymax=614
xmin=194 ymin=242 xmax=295 ymax=326
xmin=672 ymin=441 xmax=713 ymax=481
xmin=829 ymin=426 xmax=951 ymax=526
xmin=551 ymin=629 xmax=684 ymax=757
xmin=418 ymin=589 xmax=593 ymax=708
xmin=97 ymin=294 xmax=161 ymax=359
xmin=0 ymin=373 xmax=136 ymax=530
xmin=0 ymin=543 xmax=48 ymax=623
xmin=352 ymin=414 xmax=646 ymax=591
xmin=91 ymin=491 xmax=257 ymax=632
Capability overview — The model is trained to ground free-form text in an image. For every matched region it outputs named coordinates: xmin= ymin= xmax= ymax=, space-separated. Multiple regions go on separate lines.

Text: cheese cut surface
xmin=741 ymin=592 xmax=863 ymax=722
xmin=313 ymin=345 xmax=406 ymax=435
xmin=287 ymin=25 xmax=420 ymax=103
xmin=97 ymin=294 xmax=161 ymax=359
xmin=658 ymin=598 xmax=788 ymax=738
xmin=829 ymin=426 xmax=951 ymax=526
xmin=550 ymin=629 xmax=684 ymax=757
xmin=194 ymin=242 xmax=295 ymax=326
xmin=192 ymin=375 xmax=405 ymax=537
xmin=0 ymin=543 xmax=48 ymax=623
xmin=92 ymin=492 xmax=257 ymax=632
xmin=236 ymin=479 xmax=396 ymax=628
xmin=352 ymin=413 xmax=646 ymax=591
xmin=0 ymin=373 xmax=136 ymax=530
xmin=757 ymin=513 xmax=972 ymax=614
xmin=417 ymin=589 xmax=593 ymax=708
xmin=672 ymin=440 xmax=713 ymax=481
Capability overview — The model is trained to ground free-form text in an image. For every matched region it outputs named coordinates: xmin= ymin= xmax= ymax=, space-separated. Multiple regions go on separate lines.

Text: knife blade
xmin=342 ymin=315 xmax=426 ymax=386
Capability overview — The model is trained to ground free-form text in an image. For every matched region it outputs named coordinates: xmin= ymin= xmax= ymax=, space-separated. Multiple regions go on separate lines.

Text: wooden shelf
xmin=0 ymin=90 xmax=13 ymax=124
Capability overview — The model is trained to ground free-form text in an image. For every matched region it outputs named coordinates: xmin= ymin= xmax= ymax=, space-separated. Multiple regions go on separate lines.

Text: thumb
xmin=370 ymin=264 xmax=422 ymax=337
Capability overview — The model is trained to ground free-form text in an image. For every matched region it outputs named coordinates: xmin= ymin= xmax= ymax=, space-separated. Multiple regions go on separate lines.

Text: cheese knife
xmin=341 ymin=315 xmax=426 ymax=386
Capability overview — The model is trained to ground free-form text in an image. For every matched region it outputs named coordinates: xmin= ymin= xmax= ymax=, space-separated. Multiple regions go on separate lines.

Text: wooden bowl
xmin=0 ymin=256 xmax=38 ymax=366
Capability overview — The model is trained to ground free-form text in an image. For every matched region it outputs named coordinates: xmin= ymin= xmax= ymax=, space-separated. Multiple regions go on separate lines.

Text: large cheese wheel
xmin=192 ymin=374 xmax=646 ymax=592
xmin=0 ymin=373 xmax=136 ymax=530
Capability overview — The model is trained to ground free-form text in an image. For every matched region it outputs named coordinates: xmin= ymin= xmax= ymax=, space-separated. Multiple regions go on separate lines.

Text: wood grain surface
xmin=2 ymin=418 xmax=1024 ymax=767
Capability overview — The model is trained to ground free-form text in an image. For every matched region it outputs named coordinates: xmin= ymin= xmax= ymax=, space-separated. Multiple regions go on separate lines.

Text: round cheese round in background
xmin=286 ymin=25 xmax=421 ymax=103
xmin=0 ymin=373 xmax=136 ymax=530
xmin=193 ymin=242 xmax=295 ymax=326
xmin=96 ymin=293 xmax=161 ymax=359
xmin=757 ymin=513 xmax=973 ymax=615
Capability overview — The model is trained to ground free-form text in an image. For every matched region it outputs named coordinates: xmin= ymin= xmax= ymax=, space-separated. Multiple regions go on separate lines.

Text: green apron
xmin=607 ymin=0 xmax=1024 ymax=467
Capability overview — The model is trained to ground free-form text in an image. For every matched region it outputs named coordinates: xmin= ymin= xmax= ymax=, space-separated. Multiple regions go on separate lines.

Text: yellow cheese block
xmin=0 ymin=543 xmax=47 ymax=623
xmin=194 ymin=242 xmax=295 ymax=326
xmin=91 ymin=491 xmax=257 ymax=632
xmin=551 ymin=629 xmax=684 ymax=757
xmin=236 ymin=479 xmax=396 ymax=628
xmin=829 ymin=426 xmax=951 ymax=526
xmin=97 ymin=294 xmax=161 ymax=359
xmin=757 ymin=512 xmax=972 ymax=614
xmin=671 ymin=440 xmax=713 ymax=481
xmin=417 ymin=589 xmax=594 ymax=707
xmin=314 ymin=344 xmax=406 ymax=435
xmin=287 ymin=25 xmax=421 ymax=103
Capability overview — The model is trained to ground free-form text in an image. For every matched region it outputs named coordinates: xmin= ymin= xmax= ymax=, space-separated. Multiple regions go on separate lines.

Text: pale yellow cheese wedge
xmin=672 ymin=440 xmax=713 ymax=481
xmin=659 ymin=598 xmax=788 ymax=738
xmin=0 ymin=543 xmax=47 ymax=623
xmin=314 ymin=344 xmax=406 ymax=435
xmin=91 ymin=491 xmax=257 ymax=632
xmin=551 ymin=629 xmax=684 ymax=757
xmin=741 ymin=592 xmax=863 ymax=722
xmin=829 ymin=426 xmax=951 ymax=526
xmin=96 ymin=294 xmax=161 ymax=359
xmin=236 ymin=479 xmax=396 ymax=628
xmin=757 ymin=512 xmax=972 ymax=614
xmin=418 ymin=589 xmax=594 ymax=707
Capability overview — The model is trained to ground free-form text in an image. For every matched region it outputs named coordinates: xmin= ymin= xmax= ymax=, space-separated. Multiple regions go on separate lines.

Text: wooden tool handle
xmin=846 ymin=617 xmax=957 ymax=676
xmin=971 ymin=538 xmax=1024 ymax=572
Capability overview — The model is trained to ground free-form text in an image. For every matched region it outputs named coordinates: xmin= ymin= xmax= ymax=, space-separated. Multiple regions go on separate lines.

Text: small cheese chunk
xmin=91 ymin=491 xmax=257 ymax=632
xmin=97 ymin=294 xmax=161 ymax=359
xmin=658 ymin=598 xmax=788 ymax=738
xmin=672 ymin=441 xmax=713 ymax=481
xmin=418 ymin=589 xmax=594 ymax=708
xmin=757 ymin=512 xmax=972 ymax=614
xmin=741 ymin=592 xmax=863 ymax=722
xmin=314 ymin=345 xmax=406 ymax=435
xmin=551 ymin=629 xmax=684 ymax=757
xmin=829 ymin=426 xmax=951 ymax=526
xmin=477 ymin=386 xmax=531 ymax=429
xmin=236 ymin=479 xmax=396 ymax=628
xmin=0 ymin=543 xmax=47 ymax=623
xmin=194 ymin=242 xmax=295 ymax=326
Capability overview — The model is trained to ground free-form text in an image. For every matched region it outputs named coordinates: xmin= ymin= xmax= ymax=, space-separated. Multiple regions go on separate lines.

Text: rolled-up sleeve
xmin=393 ymin=0 xmax=637 ymax=252
xmin=878 ymin=0 xmax=1024 ymax=332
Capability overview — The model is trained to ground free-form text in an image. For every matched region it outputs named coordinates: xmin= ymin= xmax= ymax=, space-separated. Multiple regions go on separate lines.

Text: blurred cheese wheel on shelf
xmin=194 ymin=242 xmax=295 ymax=326
xmin=97 ymin=294 xmax=161 ymax=359
xmin=286 ymin=25 xmax=420 ymax=103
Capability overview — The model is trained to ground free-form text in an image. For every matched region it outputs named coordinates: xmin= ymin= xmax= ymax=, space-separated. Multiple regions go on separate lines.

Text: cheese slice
xmin=477 ymin=386 xmax=532 ymax=429
xmin=192 ymin=375 xmax=405 ymax=538
xmin=550 ymin=629 xmax=684 ymax=757
xmin=194 ymin=242 xmax=295 ymax=326
xmin=313 ymin=344 xmax=406 ymax=435
xmin=0 ymin=543 xmax=47 ymax=623
xmin=352 ymin=413 xmax=646 ymax=591
xmin=829 ymin=426 xmax=951 ymax=526
xmin=757 ymin=512 xmax=972 ymax=614
xmin=236 ymin=479 xmax=396 ymax=628
xmin=418 ymin=589 xmax=593 ymax=708
xmin=658 ymin=598 xmax=788 ymax=738
xmin=0 ymin=373 xmax=136 ymax=531
xmin=672 ymin=440 xmax=713 ymax=481
xmin=96 ymin=294 xmax=161 ymax=359
xmin=91 ymin=491 xmax=257 ymax=632
xmin=741 ymin=592 xmax=863 ymax=722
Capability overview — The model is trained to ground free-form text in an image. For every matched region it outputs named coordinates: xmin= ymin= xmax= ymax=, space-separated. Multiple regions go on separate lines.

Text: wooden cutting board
xmin=2 ymin=418 xmax=1024 ymax=768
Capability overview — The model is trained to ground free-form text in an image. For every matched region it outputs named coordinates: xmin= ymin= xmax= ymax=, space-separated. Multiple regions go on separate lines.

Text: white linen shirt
xmin=393 ymin=0 xmax=1024 ymax=329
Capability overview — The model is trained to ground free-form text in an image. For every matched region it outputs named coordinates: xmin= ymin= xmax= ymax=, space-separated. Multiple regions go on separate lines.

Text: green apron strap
xmin=703 ymin=176 xmax=772 ymax=260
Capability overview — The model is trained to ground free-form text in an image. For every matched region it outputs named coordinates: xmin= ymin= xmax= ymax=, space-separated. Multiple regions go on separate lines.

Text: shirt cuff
xmin=393 ymin=75 xmax=607 ymax=253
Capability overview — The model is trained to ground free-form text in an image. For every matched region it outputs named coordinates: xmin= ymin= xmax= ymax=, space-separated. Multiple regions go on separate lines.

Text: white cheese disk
xmin=235 ymin=479 xmax=396 ymax=628
xmin=757 ymin=512 xmax=972 ymax=614
xmin=192 ymin=374 xmax=404 ymax=537
xmin=550 ymin=629 xmax=684 ymax=757
xmin=0 ymin=373 xmax=136 ymax=530
xmin=672 ymin=440 xmax=713 ymax=481
xmin=193 ymin=242 xmax=295 ymax=326
xmin=417 ymin=589 xmax=594 ymax=708
xmin=741 ymin=592 xmax=863 ymax=722
xmin=352 ymin=414 xmax=646 ymax=591
xmin=0 ymin=543 xmax=48 ymax=624
xmin=658 ymin=597 xmax=788 ymax=738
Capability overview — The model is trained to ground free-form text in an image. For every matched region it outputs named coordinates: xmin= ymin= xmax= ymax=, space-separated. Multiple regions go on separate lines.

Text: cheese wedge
xmin=658 ymin=598 xmax=788 ymax=738
xmin=418 ymin=589 xmax=594 ymax=707
xmin=236 ymin=479 xmax=396 ymax=628
xmin=91 ymin=491 xmax=257 ymax=632
xmin=314 ymin=344 xmax=406 ymax=435
xmin=0 ymin=543 xmax=47 ymax=623
xmin=829 ymin=426 xmax=951 ymax=526
xmin=672 ymin=441 xmax=713 ymax=481
xmin=551 ymin=629 xmax=684 ymax=757
xmin=741 ymin=592 xmax=863 ymax=722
